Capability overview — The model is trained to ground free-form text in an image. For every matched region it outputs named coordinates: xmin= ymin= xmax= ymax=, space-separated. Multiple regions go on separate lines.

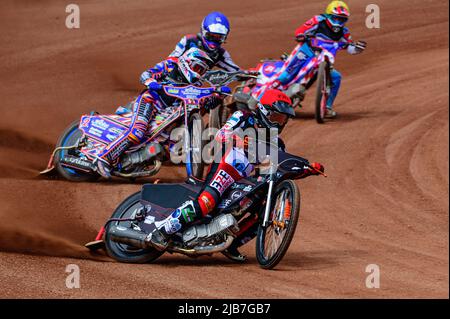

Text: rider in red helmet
xmin=144 ymin=89 xmax=324 ymax=261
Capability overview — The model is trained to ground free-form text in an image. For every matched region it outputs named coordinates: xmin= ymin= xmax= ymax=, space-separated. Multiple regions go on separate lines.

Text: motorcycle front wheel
xmin=256 ymin=180 xmax=300 ymax=269
xmin=187 ymin=112 xmax=205 ymax=179
xmin=315 ymin=61 xmax=331 ymax=124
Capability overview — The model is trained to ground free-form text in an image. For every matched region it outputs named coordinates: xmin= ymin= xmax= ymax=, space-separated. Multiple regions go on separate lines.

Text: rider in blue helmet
xmin=154 ymin=12 xmax=241 ymax=74
xmin=200 ymin=12 xmax=230 ymax=52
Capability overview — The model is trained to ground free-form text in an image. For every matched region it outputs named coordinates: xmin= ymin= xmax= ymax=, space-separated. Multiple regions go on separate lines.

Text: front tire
xmin=256 ymin=180 xmax=301 ymax=269
xmin=54 ymin=121 xmax=99 ymax=182
xmin=315 ymin=61 xmax=331 ymax=124
xmin=187 ymin=112 xmax=205 ymax=179
xmin=104 ymin=191 xmax=164 ymax=263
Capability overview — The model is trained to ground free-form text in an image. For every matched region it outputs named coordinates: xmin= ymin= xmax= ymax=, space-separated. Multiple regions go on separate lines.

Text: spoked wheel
xmin=104 ymin=191 xmax=163 ymax=263
xmin=187 ymin=112 xmax=205 ymax=179
xmin=256 ymin=180 xmax=301 ymax=269
xmin=54 ymin=120 xmax=99 ymax=182
xmin=315 ymin=61 xmax=331 ymax=124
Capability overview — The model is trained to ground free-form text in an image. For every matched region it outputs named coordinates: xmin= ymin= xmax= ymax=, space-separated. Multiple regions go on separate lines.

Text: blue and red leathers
xmin=258 ymin=14 xmax=359 ymax=109
xmin=169 ymin=33 xmax=240 ymax=72
xmin=140 ymin=33 xmax=240 ymax=84
xmin=99 ymin=32 xmax=240 ymax=166
xmin=98 ymin=59 xmax=180 ymax=165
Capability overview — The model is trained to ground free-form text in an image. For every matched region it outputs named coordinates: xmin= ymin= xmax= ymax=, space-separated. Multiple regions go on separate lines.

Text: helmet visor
xmin=204 ymin=31 xmax=227 ymax=44
xmin=267 ymin=110 xmax=289 ymax=127
xmin=190 ymin=60 xmax=209 ymax=76
xmin=330 ymin=15 xmax=348 ymax=27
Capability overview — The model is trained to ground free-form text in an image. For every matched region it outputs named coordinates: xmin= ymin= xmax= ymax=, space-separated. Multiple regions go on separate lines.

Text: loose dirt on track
xmin=0 ymin=0 xmax=448 ymax=298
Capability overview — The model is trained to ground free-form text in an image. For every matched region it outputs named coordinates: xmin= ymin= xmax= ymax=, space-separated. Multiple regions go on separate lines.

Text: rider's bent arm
xmin=215 ymin=110 xmax=249 ymax=145
xmin=294 ymin=15 xmax=322 ymax=40
xmin=216 ymin=49 xmax=241 ymax=72
xmin=140 ymin=60 xmax=174 ymax=85
xmin=341 ymin=28 xmax=360 ymax=55
xmin=168 ymin=35 xmax=196 ymax=58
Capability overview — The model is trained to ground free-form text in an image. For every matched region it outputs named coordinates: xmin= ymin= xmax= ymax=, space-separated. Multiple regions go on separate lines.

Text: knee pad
xmin=128 ymin=127 xmax=146 ymax=144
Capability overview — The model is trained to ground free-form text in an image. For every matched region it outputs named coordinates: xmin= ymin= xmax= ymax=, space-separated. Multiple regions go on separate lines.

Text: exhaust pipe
xmin=108 ymin=225 xmax=149 ymax=249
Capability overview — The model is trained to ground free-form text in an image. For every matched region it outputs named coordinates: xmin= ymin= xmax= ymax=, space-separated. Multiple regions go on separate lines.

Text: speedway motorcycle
xmin=226 ymin=37 xmax=348 ymax=124
xmin=86 ymin=145 xmax=326 ymax=270
xmin=40 ymin=72 xmax=253 ymax=182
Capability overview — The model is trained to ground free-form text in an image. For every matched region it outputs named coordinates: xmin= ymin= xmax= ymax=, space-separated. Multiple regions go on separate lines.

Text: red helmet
xmin=256 ymin=89 xmax=295 ymax=132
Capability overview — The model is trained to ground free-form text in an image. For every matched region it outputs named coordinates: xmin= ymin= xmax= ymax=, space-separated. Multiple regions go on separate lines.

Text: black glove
xmin=295 ymin=34 xmax=311 ymax=43
xmin=354 ymin=40 xmax=367 ymax=52
xmin=201 ymin=94 xmax=222 ymax=111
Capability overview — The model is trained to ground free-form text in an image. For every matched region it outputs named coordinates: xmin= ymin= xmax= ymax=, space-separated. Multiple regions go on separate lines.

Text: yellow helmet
xmin=326 ymin=1 xmax=350 ymax=17
xmin=325 ymin=1 xmax=350 ymax=28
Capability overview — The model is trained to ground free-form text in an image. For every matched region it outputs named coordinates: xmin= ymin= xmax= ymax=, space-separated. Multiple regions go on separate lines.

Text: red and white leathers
xmin=154 ymin=110 xmax=258 ymax=235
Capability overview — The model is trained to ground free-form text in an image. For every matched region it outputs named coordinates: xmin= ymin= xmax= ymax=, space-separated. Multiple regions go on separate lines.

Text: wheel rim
xmin=262 ymin=188 xmax=292 ymax=260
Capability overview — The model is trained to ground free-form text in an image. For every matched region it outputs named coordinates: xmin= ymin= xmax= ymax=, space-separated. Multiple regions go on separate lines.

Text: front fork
xmin=262 ymin=178 xmax=275 ymax=227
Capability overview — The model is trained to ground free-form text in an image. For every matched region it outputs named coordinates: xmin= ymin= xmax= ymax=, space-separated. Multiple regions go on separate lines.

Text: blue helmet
xmin=201 ymin=12 xmax=230 ymax=51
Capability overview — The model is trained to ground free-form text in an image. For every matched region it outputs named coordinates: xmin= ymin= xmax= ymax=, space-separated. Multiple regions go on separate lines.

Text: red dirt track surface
xmin=0 ymin=0 xmax=448 ymax=298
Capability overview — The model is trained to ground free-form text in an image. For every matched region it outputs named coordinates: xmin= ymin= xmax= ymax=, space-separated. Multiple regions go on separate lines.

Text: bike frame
xmin=288 ymin=38 xmax=347 ymax=88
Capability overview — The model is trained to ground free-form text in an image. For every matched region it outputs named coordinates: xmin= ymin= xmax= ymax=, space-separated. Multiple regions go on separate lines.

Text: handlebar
xmin=202 ymin=70 xmax=259 ymax=86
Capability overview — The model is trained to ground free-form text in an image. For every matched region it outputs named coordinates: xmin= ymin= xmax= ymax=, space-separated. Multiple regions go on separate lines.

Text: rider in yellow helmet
xmin=260 ymin=1 xmax=366 ymax=119
xmin=295 ymin=1 xmax=366 ymax=117
xmin=325 ymin=1 xmax=351 ymax=30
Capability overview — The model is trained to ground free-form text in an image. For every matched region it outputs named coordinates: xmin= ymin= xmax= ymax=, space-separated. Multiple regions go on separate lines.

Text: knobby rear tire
xmin=104 ymin=191 xmax=164 ymax=263
xmin=54 ymin=120 xmax=99 ymax=182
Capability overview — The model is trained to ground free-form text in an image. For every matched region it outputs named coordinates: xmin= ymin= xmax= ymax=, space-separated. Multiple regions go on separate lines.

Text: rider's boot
xmin=222 ymin=246 xmax=247 ymax=263
xmin=146 ymin=200 xmax=203 ymax=251
xmin=325 ymin=106 xmax=337 ymax=118
xmin=303 ymin=162 xmax=325 ymax=177
xmin=96 ymin=158 xmax=112 ymax=179
xmin=145 ymin=228 xmax=169 ymax=251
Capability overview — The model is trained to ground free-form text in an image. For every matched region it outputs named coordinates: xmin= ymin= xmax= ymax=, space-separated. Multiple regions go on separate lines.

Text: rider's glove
xmin=246 ymin=70 xmax=260 ymax=76
xmin=145 ymin=79 xmax=162 ymax=91
xmin=151 ymin=71 xmax=164 ymax=81
xmin=200 ymin=94 xmax=222 ymax=111
xmin=349 ymin=40 xmax=367 ymax=54
xmin=237 ymin=70 xmax=259 ymax=81
xmin=309 ymin=162 xmax=324 ymax=175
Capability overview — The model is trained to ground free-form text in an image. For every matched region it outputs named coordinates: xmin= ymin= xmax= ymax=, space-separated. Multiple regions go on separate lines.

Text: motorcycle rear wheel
xmin=256 ymin=180 xmax=300 ymax=269
xmin=54 ymin=120 xmax=99 ymax=182
xmin=104 ymin=191 xmax=164 ymax=263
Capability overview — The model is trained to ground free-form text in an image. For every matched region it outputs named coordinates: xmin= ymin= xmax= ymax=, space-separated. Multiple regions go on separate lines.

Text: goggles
xmin=190 ymin=60 xmax=209 ymax=76
xmin=330 ymin=15 xmax=348 ymax=26
xmin=204 ymin=31 xmax=227 ymax=44
xmin=266 ymin=110 xmax=289 ymax=127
